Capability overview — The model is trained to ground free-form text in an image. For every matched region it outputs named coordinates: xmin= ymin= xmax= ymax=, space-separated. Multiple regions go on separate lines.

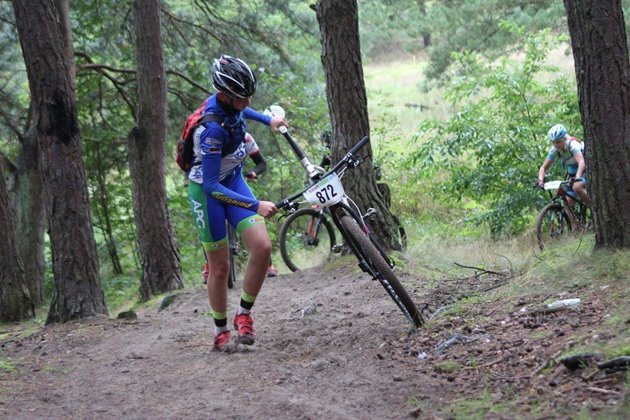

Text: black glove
xmin=244 ymin=171 xmax=257 ymax=181
xmin=568 ymin=176 xmax=576 ymax=187
xmin=534 ymin=180 xmax=543 ymax=189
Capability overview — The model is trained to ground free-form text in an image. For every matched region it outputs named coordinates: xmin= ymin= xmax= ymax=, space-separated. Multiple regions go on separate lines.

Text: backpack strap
xmin=197 ymin=113 xmax=223 ymax=126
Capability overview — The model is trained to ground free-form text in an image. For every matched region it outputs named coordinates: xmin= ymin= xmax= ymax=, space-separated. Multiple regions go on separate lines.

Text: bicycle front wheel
xmin=279 ymin=208 xmax=336 ymax=272
xmin=535 ymin=203 xmax=571 ymax=250
xmin=339 ymin=215 xmax=424 ymax=328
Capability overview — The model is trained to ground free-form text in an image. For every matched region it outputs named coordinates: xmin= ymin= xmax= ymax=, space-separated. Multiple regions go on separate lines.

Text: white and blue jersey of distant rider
xmin=546 ymin=139 xmax=583 ymax=176
xmin=187 ymin=93 xmax=271 ymax=210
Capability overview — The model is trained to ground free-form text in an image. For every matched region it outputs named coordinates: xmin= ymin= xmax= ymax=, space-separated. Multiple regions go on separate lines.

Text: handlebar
xmin=274 ymin=135 xmax=370 ymax=210
xmin=279 ymin=126 xmax=323 ymax=180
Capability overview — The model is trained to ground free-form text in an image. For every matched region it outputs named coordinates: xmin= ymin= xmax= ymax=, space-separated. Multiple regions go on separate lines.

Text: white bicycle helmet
xmin=548 ymin=124 xmax=567 ymax=142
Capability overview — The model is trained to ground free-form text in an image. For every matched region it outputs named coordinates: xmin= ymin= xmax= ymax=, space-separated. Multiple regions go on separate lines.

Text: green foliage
xmin=358 ymin=0 xmax=425 ymax=61
xmin=422 ymin=0 xmax=565 ymax=81
xmin=409 ymin=28 xmax=581 ymax=237
xmin=102 ymin=275 xmax=140 ymax=312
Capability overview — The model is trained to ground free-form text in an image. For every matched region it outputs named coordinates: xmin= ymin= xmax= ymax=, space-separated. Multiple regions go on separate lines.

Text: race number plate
xmin=543 ymin=180 xmax=563 ymax=191
xmin=303 ymin=173 xmax=345 ymax=207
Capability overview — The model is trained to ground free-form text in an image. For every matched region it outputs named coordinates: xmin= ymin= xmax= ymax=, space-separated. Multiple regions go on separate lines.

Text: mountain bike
xmin=274 ymin=131 xmax=424 ymax=327
xmin=266 ymin=106 xmax=404 ymax=272
xmin=535 ymin=179 xmax=592 ymax=250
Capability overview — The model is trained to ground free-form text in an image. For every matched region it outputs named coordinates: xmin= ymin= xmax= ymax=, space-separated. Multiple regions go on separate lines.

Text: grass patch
xmin=447 ymin=390 xmax=516 ymax=419
xmin=434 ymin=360 xmax=461 ymax=373
xmin=0 ymin=354 xmax=16 ymax=374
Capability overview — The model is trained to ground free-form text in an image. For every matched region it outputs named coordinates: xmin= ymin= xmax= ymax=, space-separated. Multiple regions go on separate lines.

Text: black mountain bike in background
xmin=226 ymin=222 xmax=246 ymax=289
xmin=535 ymin=179 xmax=592 ymax=250
xmin=273 ymin=120 xmax=424 ymax=327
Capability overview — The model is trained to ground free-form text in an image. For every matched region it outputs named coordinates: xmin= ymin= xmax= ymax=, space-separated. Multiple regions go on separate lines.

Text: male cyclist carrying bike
xmin=536 ymin=124 xmax=590 ymax=206
xmin=187 ymin=55 xmax=286 ymax=351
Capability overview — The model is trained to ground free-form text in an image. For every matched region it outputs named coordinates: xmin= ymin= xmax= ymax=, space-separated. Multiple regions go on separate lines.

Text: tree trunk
xmin=129 ymin=0 xmax=183 ymax=301
xmin=14 ymin=128 xmax=46 ymax=306
xmin=564 ymin=0 xmax=630 ymax=248
xmin=0 ymin=159 xmax=35 ymax=322
xmin=54 ymin=0 xmax=75 ymax=89
xmin=12 ymin=0 xmax=108 ymax=323
xmin=417 ymin=0 xmax=431 ymax=47
xmin=315 ymin=0 xmax=401 ymax=250
xmin=94 ymin=144 xmax=123 ymax=275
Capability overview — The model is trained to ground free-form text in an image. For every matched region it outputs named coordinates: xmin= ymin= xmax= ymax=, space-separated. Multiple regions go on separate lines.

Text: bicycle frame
xmin=543 ymin=180 xmax=589 ymax=228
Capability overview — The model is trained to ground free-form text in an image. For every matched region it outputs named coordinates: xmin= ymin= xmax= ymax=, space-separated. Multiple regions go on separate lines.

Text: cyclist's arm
xmin=573 ymin=153 xmax=585 ymax=178
xmin=572 ymin=151 xmax=586 ymax=179
xmin=248 ymin=151 xmax=267 ymax=177
xmin=243 ymin=107 xmax=286 ymax=133
xmin=200 ymin=127 xmax=260 ymax=211
xmin=243 ymin=107 xmax=272 ymax=125
xmin=538 ymin=158 xmax=553 ymax=184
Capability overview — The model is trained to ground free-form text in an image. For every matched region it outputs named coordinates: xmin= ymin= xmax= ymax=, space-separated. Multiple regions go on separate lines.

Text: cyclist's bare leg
xmin=206 ymin=247 xmax=229 ymax=313
xmin=573 ymin=181 xmax=590 ymax=206
xmin=240 ymin=224 xmax=272 ymax=297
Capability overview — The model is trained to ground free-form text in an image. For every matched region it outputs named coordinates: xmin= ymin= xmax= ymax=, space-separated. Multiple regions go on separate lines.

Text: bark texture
xmin=316 ymin=0 xmax=401 ymax=250
xmin=564 ymin=0 xmax=630 ymax=248
xmin=14 ymin=128 xmax=46 ymax=305
xmin=12 ymin=0 xmax=107 ymax=323
xmin=129 ymin=0 xmax=183 ymax=301
xmin=0 ymin=160 xmax=35 ymax=322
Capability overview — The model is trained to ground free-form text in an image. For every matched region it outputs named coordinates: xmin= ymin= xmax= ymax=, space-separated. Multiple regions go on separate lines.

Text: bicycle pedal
xmin=332 ymin=244 xmax=344 ymax=254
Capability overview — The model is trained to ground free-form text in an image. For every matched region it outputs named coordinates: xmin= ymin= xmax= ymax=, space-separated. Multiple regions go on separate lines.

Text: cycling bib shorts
xmin=188 ymin=174 xmax=264 ymax=251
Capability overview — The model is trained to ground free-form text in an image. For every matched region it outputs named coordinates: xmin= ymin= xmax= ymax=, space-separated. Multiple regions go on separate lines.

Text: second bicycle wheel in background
xmin=535 ymin=203 xmax=571 ymax=250
xmin=279 ymin=208 xmax=336 ymax=272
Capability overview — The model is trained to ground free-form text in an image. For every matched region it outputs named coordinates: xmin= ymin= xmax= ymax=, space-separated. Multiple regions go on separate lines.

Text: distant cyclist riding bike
xmin=536 ymin=124 xmax=590 ymax=206
xmin=534 ymin=124 xmax=591 ymax=250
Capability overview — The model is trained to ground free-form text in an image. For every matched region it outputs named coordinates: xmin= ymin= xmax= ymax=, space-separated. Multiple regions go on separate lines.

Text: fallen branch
xmin=532 ymin=350 xmax=563 ymax=376
xmin=453 ymin=262 xmax=504 ymax=276
xmin=434 ymin=333 xmax=477 ymax=355
xmin=587 ymin=386 xmax=619 ymax=395
xmin=597 ymin=356 xmax=630 ymax=373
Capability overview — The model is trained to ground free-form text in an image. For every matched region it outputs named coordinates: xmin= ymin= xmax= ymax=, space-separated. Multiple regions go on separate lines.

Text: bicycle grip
xmin=347 ymin=135 xmax=370 ymax=157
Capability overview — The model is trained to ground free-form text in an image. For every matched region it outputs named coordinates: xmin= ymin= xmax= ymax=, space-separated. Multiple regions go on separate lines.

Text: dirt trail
xmin=1 ymin=266 xmax=445 ymax=419
xmin=1 ymin=264 xmax=627 ymax=419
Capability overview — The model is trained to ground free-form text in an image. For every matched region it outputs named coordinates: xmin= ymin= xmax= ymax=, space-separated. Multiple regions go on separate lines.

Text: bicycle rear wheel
xmin=535 ymin=203 xmax=571 ymax=250
xmin=227 ymin=224 xmax=237 ymax=289
xmin=279 ymin=208 xmax=336 ymax=272
xmin=339 ymin=215 xmax=424 ymax=328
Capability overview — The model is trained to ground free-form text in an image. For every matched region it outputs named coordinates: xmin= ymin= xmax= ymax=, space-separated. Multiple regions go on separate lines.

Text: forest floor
xmin=1 ymin=259 xmax=628 ymax=419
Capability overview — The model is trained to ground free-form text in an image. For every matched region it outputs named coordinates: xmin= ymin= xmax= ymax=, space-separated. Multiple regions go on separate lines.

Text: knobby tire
xmin=535 ymin=202 xmax=571 ymax=251
xmin=339 ymin=215 xmax=424 ymax=328
xmin=227 ymin=224 xmax=237 ymax=289
xmin=279 ymin=208 xmax=336 ymax=272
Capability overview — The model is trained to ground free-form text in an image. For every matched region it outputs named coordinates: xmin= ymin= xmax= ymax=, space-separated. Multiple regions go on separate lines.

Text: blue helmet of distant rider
xmin=547 ymin=124 xmax=567 ymax=143
xmin=211 ymin=55 xmax=257 ymax=99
